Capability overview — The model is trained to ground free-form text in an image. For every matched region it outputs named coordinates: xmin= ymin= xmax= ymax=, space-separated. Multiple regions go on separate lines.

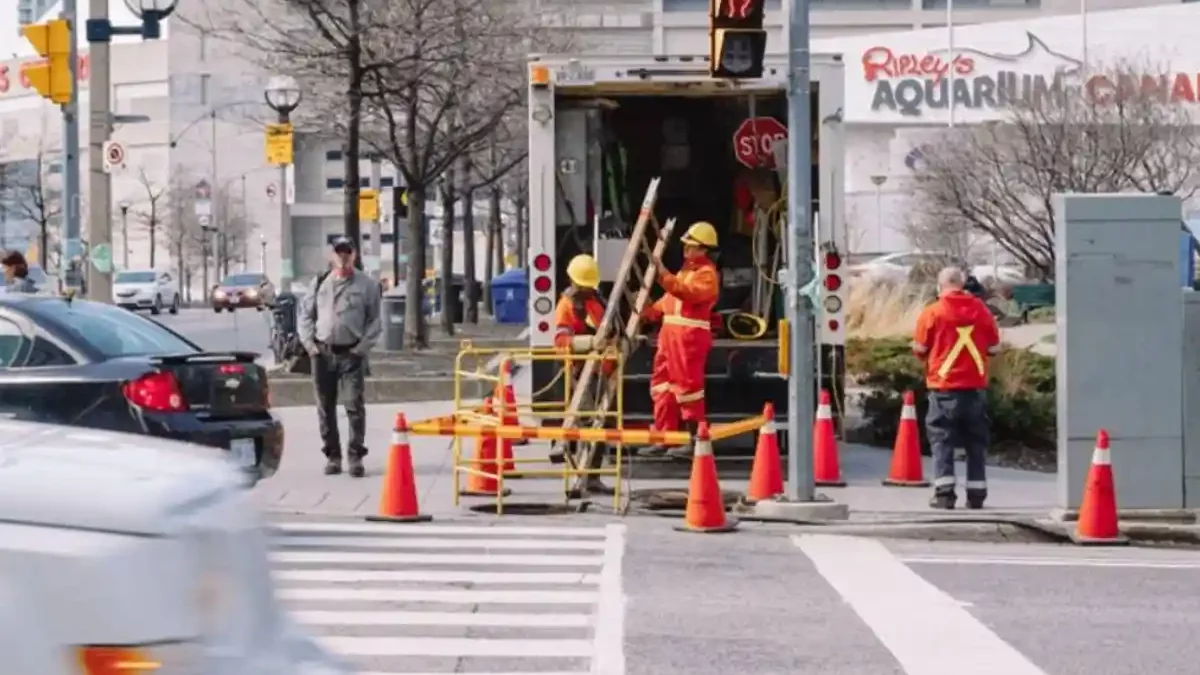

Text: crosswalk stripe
xmin=316 ymin=636 xmax=594 ymax=658
xmin=278 ymin=587 xmax=600 ymax=604
xmin=273 ymin=521 xmax=608 ymax=537
xmin=292 ymin=610 xmax=593 ymax=628
xmin=271 ymin=550 xmax=603 ymax=566
xmin=274 ymin=569 xmax=601 ymax=584
xmin=360 ymin=672 xmax=588 ymax=675
xmin=275 ymin=535 xmax=607 ymax=551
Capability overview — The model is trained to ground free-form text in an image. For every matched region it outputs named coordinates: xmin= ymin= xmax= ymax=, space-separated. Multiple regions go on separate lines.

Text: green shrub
xmin=1026 ymin=307 xmax=1056 ymax=324
xmin=846 ymin=337 xmax=1056 ymax=455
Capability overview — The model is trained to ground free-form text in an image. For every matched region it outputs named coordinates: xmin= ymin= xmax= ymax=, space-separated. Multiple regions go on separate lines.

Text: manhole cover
xmin=628 ymin=488 xmax=742 ymax=511
xmin=469 ymin=502 xmax=576 ymax=516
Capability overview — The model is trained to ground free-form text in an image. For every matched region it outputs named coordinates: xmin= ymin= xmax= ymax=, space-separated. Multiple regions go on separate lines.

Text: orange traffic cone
xmin=882 ymin=391 xmax=930 ymax=487
xmin=813 ymin=389 xmax=846 ymax=487
xmin=460 ymin=397 xmax=512 ymax=498
xmin=366 ymin=413 xmax=432 ymax=523
xmin=674 ymin=421 xmax=738 ymax=533
xmin=746 ymin=403 xmax=784 ymax=501
xmin=1072 ymin=429 xmax=1127 ymax=545
xmin=499 ymin=359 xmax=528 ymax=446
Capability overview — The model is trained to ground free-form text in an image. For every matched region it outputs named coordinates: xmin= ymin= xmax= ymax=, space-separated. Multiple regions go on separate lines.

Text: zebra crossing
xmin=268 ymin=518 xmax=626 ymax=675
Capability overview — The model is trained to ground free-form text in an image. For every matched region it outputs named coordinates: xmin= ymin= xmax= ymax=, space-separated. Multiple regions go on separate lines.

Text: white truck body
xmin=0 ymin=421 xmax=352 ymax=675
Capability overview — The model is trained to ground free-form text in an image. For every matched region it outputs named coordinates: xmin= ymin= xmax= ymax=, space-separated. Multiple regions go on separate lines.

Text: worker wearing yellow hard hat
xmin=641 ymin=221 xmax=721 ymax=459
xmin=555 ymin=253 xmax=615 ymax=494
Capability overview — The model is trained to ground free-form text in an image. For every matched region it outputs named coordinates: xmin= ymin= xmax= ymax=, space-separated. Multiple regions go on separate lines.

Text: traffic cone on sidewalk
xmin=366 ymin=413 xmax=432 ymax=523
xmin=813 ymin=390 xmax=846 ymax=487
xmin=1072 ymin=429 xmax=1127 ymax=545
xmin=460 ymin=397 xmax=512 ymax=498
xmin=746 ymin=403 xmax=784 ymax=501
xmin=882 ymin=391 xmax=930 ymax=487
xmin=498 ymin=359 xmax=528 ymax=446
xmin=674 ymin=421 xmax=738 ymax=533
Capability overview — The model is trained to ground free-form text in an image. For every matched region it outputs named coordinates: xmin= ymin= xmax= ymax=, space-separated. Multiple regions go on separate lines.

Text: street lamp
xmin=118 ymin=200 xmax=131 ymax=269
xmin=121 ymin=0 xmax=178 ymax=39
xmin=264 ymin=75 xmax=302 ymax=292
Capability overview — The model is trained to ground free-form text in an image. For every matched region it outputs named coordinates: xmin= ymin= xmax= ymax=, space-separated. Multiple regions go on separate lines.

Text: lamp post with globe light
xmin=264 ymin=75 xmax=303 ymax=291
xmin=83 ymin=0 xmax=179 ymax=302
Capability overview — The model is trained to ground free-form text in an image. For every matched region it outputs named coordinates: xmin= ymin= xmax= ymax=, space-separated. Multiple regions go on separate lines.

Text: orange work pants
xmin=649 ymin=326 xmax=711 ymax=433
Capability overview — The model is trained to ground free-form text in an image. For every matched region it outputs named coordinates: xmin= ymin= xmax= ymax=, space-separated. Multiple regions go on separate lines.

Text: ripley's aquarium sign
xmin=857 ymin=31 xmax=1200 ymax=118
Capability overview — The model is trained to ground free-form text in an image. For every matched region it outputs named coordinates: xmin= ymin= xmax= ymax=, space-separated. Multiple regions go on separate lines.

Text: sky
xmin=3 ymin=0 xmax=161 ymax=60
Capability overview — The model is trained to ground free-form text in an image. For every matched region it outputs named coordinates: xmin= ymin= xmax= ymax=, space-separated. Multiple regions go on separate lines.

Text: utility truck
xmin=525 ymin=53 xmax=849 ymax=446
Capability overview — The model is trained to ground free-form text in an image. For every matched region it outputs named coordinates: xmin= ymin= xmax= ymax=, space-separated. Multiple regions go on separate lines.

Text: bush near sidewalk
xmin=845 ymin=337 xmax=1057 ymax=471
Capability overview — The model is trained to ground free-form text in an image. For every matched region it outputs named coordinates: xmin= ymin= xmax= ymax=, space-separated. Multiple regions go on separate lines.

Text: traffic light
xmin=21 ymin=19 xmax=73 ymax=105
xmin=709 ymin=0 xmax=767 ymax=79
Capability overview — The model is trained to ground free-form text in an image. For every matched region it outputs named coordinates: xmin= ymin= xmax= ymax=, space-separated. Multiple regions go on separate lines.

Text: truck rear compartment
xmin=533 ymin=89 xmax=845 ymax=450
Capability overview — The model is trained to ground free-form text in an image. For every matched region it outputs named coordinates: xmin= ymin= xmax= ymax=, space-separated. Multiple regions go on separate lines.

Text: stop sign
xmin=733 ymin=117 xmax=787 ymax=169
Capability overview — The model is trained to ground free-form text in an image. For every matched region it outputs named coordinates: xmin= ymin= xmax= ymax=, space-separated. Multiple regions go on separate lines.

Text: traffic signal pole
xmin=62 ymin=0 xmax=82 ymax=280
xmin=86 ymin=0 xmax=113 ymax=303
xmin=785 ymin=0 xmax=816 ymax=501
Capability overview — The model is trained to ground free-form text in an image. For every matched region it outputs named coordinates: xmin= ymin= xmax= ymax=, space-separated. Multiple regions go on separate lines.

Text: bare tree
xmin=0 ymin=146 xmax=62 ymax=269
xmin=213 ymin=184 xmax=253 ymax=278
xmin=914 ymin=62 xmax=1200 ymax=280
xmin=134 ymin=168 xmax=167 ymax=268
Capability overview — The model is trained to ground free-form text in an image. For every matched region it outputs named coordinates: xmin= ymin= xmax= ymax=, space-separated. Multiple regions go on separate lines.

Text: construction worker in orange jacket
xmin=553 ymin=254 xmax=614 ymax=495
xmin=912 ymin=266 xmax=1000 ymax=511
xmin=639 ymin=221 xmax=721 ymax=459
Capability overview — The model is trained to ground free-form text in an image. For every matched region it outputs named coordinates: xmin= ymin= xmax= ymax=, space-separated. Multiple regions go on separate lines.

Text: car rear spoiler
xmin=151 ymin=351 xmax=260 ymax=365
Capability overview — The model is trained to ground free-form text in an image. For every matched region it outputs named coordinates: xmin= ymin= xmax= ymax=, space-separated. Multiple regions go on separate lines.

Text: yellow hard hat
xmin=682 ymin=221 xmax=719 ymax=248
xmin=566 ymin=254 xmax=600 ymax=289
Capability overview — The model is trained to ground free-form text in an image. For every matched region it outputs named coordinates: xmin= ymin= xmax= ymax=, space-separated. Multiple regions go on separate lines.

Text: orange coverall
xmin=642 ymin=255 xmax=720 ymax=432
xmin=553 ymin=289 xmax=606 ymax=351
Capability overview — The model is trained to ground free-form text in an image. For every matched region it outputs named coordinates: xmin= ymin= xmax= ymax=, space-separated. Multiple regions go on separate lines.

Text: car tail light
xmin=78 ymin=646 xmax=161 ymax=675
xmin=124 ymin=371 xmax=187 ymax=412
xmin=534 ymin=276 xmax=552 ymax=293
xmin=533 ymin=254 xmax=552 ymax=272
xmin=218 ymin=364 xmax=244 ymax=375
xmin=538 ymin=321 xmax=550 ymax=333
xmin=824 ymin=251 xmax=842 ymax=270
xmin=824 ymin=274 xmax=842 ymax=292
xmin=828 ymin=319 xmax=840 ymax=331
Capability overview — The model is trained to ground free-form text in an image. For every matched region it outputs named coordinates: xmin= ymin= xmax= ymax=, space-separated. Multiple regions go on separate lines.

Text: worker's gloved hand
xmin=569 ymin=335 xmax=596 ymax=353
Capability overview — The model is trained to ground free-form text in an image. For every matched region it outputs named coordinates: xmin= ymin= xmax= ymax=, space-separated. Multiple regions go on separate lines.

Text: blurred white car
xmin=847 ymin=252 xmax=1027 ymax=286
xmin=970 ymin=263 xmax=1026 ymax=285
xmin=0 ymin=421 xmax=353 ymax=675
xmin=113 ymin=269 xmax=182 ymax=315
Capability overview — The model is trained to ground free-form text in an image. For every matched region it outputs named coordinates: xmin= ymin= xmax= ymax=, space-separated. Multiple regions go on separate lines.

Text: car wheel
xmin=169 ymin=293 xmax=180 ymax=315
xmin=213 ymin=306 xmax=222 ymax=314
xmin=228 ymin=307 xmax=236 ymax=313
xmin=150 ymin=295 xmax=162 ymax=316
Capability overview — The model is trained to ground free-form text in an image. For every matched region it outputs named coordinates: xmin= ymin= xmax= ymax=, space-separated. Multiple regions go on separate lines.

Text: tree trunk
xmin=149 ymin=222 xmax=156 ymax=268
xmin=39 ymin=222 xmax=48 ymax=268
xmin=343 ymin=3 xmax=365 ymax=269
xmin=484 ymin=186 xmax=500 ymax=314
xmin=515 ymin=192 xmax=528 ymax=267
xmin=439 ymin=170 xmax=456 ymax=336
xmin=404 ymin=186 xmax=429 ymax=349
xmin=460 ymin=157 xmax=478 ymax=324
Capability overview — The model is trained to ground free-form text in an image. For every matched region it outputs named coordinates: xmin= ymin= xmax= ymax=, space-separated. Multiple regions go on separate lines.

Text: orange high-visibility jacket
xmin=643 ymin=256 xmax=720 ymax=404
xmin=912 ymin=290 xmax=1000 ymax=390
xmin=553 ymin=289 xmax=606 ymax=351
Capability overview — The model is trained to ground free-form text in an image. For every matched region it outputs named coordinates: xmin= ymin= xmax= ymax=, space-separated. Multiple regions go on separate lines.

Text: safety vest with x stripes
xmin=912 ymin=291 xmax=1001 ymax=391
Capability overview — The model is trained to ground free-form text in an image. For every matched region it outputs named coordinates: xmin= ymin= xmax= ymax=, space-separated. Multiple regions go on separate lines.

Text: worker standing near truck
xmin=554 ymin=254 xmax=615 ymax=495
xmin=639 ymin=221 xmax=721 ymax=459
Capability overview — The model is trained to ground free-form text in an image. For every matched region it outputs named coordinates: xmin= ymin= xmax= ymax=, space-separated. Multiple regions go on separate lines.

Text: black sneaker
xmin=324 ymin=458 xmax=343 ymax=475
xmin=965 ymin=497 xmax=985 ymax=510
xmin=666 ymin=444 xmax=694 ymax=460
xmin=637 ymin=445 xmax=668 ymax=457
xmin=929 ymin=494 xmax=956 ymax=510
xmin=348 ymin=457 xmax=365 ymax=478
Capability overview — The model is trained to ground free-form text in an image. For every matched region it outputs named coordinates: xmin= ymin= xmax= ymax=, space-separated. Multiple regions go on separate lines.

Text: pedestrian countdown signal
xmin=709 ymin=0 xmax=767 ymax=79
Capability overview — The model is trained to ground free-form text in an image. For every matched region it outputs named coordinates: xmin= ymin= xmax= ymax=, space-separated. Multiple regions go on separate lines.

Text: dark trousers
xmin=926 ymin=389 xmax=989 ymax=500
xmin=312 ymin=347 xmax=368 ymax=459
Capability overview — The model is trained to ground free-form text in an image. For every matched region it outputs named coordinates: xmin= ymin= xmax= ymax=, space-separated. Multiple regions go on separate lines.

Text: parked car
xmin=0 ymin=421 xmax=353 ymax=675
xmin=112 ymin=269 xmax=182 ymax=315
xmin=0 ymin=294 xmax=282 ymax=484
xmin=213 ymin=272 xmax=277 ymax=312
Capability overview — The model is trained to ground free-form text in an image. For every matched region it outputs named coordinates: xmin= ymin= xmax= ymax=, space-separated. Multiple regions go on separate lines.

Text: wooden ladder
xmin=559 ymin=177 xmax=678 ymax=501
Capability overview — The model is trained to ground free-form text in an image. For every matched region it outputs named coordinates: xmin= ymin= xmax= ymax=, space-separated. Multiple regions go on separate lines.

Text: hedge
xmin=845 ymin=337 xmax=1056 ymax=457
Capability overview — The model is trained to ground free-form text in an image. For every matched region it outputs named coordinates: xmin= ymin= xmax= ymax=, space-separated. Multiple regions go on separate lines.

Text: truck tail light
xmin=534 ymin=276 xmax=552 ymax=293
xmin=533 ymin=254 xmax=552 ymax=272
xmin=823 ymin=274 xmax=842 ymax=292
xmin=824 ymin=251 xmax=842 ymax=270
xmin=123 ymin=371 xmax=187 ymax=412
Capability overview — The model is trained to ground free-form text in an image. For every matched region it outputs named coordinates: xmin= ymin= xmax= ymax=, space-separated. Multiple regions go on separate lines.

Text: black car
xmin=0 ymin=294 xmax=283 ymax=483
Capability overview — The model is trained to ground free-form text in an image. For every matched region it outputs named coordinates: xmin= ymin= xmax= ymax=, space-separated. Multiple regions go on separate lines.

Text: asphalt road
xmin=151 ymin=306 xmax=274 ymax=363
xmin=262 ymin=512 xmax=1200 ymax=675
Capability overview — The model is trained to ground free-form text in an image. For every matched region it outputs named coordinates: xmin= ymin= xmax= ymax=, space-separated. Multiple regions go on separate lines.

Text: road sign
xmin=359 ymin=189 xmax=380 ymax=222
xmin=101 ymin=140 xmax=125 ymax=173
xmin=90 ymin=243 xmax=112 ymax=273
xmin=265 ymin=122 xmax=294 ymax=165
xmin=733 ymin=117 xmax=787 ymax=169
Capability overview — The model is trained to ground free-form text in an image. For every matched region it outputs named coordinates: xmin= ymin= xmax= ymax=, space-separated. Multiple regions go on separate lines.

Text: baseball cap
xmin=332 ymin=237 xmax=355 ymax=253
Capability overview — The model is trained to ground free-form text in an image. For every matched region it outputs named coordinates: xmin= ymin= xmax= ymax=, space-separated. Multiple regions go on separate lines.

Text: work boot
xmin=965 ymin=494 xmax=986 ymax=510
xmin=348 ymin=456 xmax=365 ymax=478
xmin=666 ymin=421 xmax=700 ymax=460
xmin=565 ymin=479 xmax=616 ymax=499
xmin=638 ymin=445 xmax=668 ymax=458
xmin=324 ymin=457 xmax=343 ymax=475
xmin=929 ymin=494 xmax=956 ymax=510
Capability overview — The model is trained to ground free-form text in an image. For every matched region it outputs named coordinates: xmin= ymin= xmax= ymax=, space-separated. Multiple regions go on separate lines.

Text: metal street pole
xmin=786 ymin=0 xmax=816 ymax=501
xmin=62 ymin=0 xmax=82 ymax=281
xmin=277 ymin=110 xmax=293 ymax=292
xmin=211 ymin=110 xmax=221 ymax=277
xmin=86 ymin=0 xmax=113 ymax=302
xmin=369 ymin=156 xmax=383 ymax=279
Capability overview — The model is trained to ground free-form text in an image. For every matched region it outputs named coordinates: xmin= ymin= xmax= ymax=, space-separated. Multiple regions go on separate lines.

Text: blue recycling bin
xmin=491 ymin=268 xmax=528 ymax=324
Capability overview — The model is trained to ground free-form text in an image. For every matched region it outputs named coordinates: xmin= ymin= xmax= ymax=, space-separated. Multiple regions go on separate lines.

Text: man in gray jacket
xmin=297 ymin=238 xmax=382 ymax=477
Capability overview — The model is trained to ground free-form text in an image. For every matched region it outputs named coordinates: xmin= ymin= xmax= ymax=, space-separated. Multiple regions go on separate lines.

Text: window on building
xmin=199 ymin=32 xmax=207 ymax=60
xmin=325 ymin=150 xmax=343 ymax=161
xmin=664 ymin=0 xmax=781 ymax=9
xmin=326 ymin=177 xmax=345 ymax=190
xmin=199 ymin=74 xmax=211 ymax=106
xmin=359 ymin=177 xmax=371 ymax=188
xmin=381 ymin=176 xmax=395 ymax=188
